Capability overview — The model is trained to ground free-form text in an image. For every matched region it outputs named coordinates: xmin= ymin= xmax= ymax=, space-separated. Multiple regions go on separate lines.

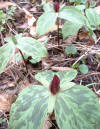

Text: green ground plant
xmin=37 ymin=1 xmax=100 ymax=41
xmin=0 ymin=34 xmax=47 ymax=73
xmin=0 ymin=6 xmax=16 ymax=32
xmin=9 ymin=70 xmax=100 ymax=129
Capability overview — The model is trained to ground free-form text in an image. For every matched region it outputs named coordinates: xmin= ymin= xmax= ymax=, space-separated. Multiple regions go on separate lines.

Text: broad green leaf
xmin=86 ymin=8 xmax=100 ymax=27
xmin=57 ymin=69 xmax=77 ymax=84
xmin=58 ymin=6 xmax=86 ymax=25
xmin=35 ymin=70 xmax=55 ymax=88
xmin=35 ymin=70 xmax=77 ymax=89
xmin=9 ymin=85 xmax=49 ymax=129
xmin=6 ymin=35 xmax=48 ymax=61
xmin=75 ymin=5 xmax=86 ymax=11
xmin=17 ymin=37 xmax=47 ymax=60
xmin=29 ymin=58 xmax=41 ymax=64
xmin=79 ymin=64 xmax=88 ymax=74
xmin=48 ymin=94 xmax=56 ymax=114
xmin=65 ymin=45 xmax=77 ymax=55
xmin=62 ymin=21 xmax=82 ymax=39
xmin=36 ymin=12 xmax=57 ymax=36
xmin=55 ymin=86 xmax=100 ymax=129
xmin=43 ymin=2 xmax=54 ymax=12
xmin=69 ymin=0 xmax=75 ymax=2
xmin=60 ymin=82 xmax=75 ymax=91
xmin=78 ymin=0 xmax=87 ymax=4
xmin=0 ymin=43 xmax=14 ymax=73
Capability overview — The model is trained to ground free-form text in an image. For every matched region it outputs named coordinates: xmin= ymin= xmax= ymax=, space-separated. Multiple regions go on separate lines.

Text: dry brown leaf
xmin=22 ymin=8 xmax=36 ymax=37
xmin=0 ymin=2 xmax=17 ymax=9
xmin=79 ymin=31 xmax=94 ymax=45
xmin=98 ymin=97 xmax=100 ymax=104
xmin=38 ymin=35 xmax=48 ymax=42
xmin=42 ymin=115 xmax=52 ymax=129
xmin=23 ymin=8 xmax=36 ymax=26
xmin=64 ymin=35 xmax=77 ymax=44
xmin=18 ymin=81 xmax=32 ymax=92
xmin=0 ymin=92 xmax=16 ymax=112
xmin=94 ymin=6 xmax=100 ymax=15
xmin=30 ymin=26 xmax=37 ymax=37
xmin=78 ymin=31 xmax=89 ymax=41
xmin=51 ymin=67 xmax=73 ymax=71
xmin=48 ymin=24 xmax=62 ymax=33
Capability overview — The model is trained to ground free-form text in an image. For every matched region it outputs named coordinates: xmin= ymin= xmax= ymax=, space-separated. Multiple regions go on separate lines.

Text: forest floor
xmin=0 ymin=0 xmax=100 ymax=129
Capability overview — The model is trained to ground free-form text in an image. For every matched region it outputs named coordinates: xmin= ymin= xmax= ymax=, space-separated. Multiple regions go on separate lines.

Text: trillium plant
xmin=0 ymin=34 xmax=47 ymax=73
xmin=9 ymin=70 xmax=100 ymax=129
xmin=37 ymin=1 xmax=100 ymax=40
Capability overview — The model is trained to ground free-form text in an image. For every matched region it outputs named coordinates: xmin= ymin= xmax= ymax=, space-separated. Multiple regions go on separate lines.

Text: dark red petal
xmin=50 ymin=75 xmax=60 ymax=95
xmin=54 ymin=2 xmax=60 ymax=12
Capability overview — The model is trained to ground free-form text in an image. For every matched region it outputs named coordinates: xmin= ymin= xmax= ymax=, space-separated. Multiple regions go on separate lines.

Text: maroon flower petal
xmin=50 ymin=75 xmax=60 ymax=95
xmin=54 ymin=2 xmax=60 ymax=12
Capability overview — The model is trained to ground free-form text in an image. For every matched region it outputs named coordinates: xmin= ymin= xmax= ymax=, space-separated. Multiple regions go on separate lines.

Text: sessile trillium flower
xmin=9 ymin=70 xmax=100 ymax=129
xmin=49 ymin=75 xmax=60 ymax=95
xmin=53 ymin=2 xmax=60 ymax=12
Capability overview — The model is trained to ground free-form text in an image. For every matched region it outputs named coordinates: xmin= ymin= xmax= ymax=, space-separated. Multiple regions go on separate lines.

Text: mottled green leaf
xmin=35 ymin=70 xmax=77 ymax=89
xmin=86 ymin=8 xmax=100 ymax=27
xmin=43 ymin=2 xmax=54 ymax=12
xmin=55 ymin=86 xmax=100 ymax=129
xmin=35 ymin=70 xmax=55 ymax=88
xmin=57 ymin=69 xmax=77 ymax=84
xmin=17 ymin=37 xmax=47 ymax=60
xmin=36 ymin=12 xmax=57 ymax=36
xmin=0 ymin=43 xmax=14 ymax=73
xmin=59 ymin=6 xmax=86 ymax=25
xmin=9 ymin=85 xmax=49 ymax=129
xmin=62 ymin=21 xmax=82 ymax=39
xmin=6 ymin=35 xmax=48 ymax=61
xmin=75 ymin=5 xmax=86 ymax=11
xmin=60 ymin=82 xmax=75 ymax=91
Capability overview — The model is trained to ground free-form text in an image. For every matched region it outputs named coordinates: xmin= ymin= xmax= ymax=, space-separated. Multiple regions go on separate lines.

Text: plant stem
xmin=18 ymin=49 xmax=28 ymax=73
xmin=57 ymin=17 xmax=60 ymax=45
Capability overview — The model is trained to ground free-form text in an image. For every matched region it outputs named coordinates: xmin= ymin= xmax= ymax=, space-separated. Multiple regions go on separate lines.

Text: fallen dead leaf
xmin=0 ymin=2 xmax=17 ymax=9
xmin=18 ymin=80 xmax=32 ymax=92
xmin=94 ymin=6 xmax=100 ymax=15
xmin=38 ymin=35 xmax=48 ymax=42
xmin=48 ymin=24 xmax=62 ymax=33
xmin=64 ymin=35 xmax=77 ymax=44
xmin=51 ymin=67 xmax=73 ymax=71
xmin=30 ymin=26 xmax=37 ymax=37
xmin=22 ymin=8 xmax=36 ymax=37
xmin=42 ymin=115 xmax=52 ymax=129
xmin=0 ymin=92 xmax=16 ymax=112
xmin=23 ymin=8 xmax=36 ymax=26
xmin=78 ymin=31 xmax=94 ymax=45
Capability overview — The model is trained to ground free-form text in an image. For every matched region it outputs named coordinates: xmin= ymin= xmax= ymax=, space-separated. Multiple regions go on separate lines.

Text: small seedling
xmin=9 ymin=70 xmax=100 ymax=129
xmin=65 ymin=45 xmax=77 ymax=55
xmin=0 ymin=6 xmax=16 ymax=32
xmin=79 ymin=64 xmax=89 ymax=74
